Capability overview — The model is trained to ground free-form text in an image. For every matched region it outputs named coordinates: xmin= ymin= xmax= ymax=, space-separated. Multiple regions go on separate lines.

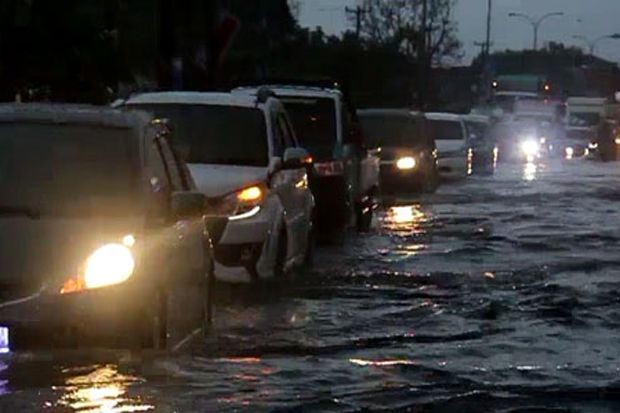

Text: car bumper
xmin=208 ymin=208 xmax=272 ymax=283
xmin=0 ymin=283 xmax=154 ymax=348
xmin=379 ymin=164 xmax=425 ymax=194
xmin=437 ymin=157 xmax=467 ymax=178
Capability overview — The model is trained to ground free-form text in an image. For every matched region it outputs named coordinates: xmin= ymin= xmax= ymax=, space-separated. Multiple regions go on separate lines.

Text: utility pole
xmin=345 ymin=6 xmax=368 ymax=39
xmin=485 ymin=0 xmax=492 ymax=56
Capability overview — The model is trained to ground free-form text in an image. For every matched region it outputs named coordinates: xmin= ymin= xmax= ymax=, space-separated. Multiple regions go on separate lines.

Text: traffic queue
xmin=0 ymin=83 xmax=497 ymax=352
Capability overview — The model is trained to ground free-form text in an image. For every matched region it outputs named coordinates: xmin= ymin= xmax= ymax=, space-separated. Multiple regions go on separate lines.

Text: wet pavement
xmin=2 ymin=158 xmax=620 ymax=412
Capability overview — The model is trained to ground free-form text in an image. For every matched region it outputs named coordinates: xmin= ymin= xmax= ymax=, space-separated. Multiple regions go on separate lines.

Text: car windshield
xmin=359 ymin=114 xmax=424 ymax=148
xmin=429 ymin=119 xmax=463 ymax=140
xmin=465 ymin=121 xmax=488 ymax=139
xmin=0 ymin=124 xmax=140 ymax=216
xmin=130 ymin=104 xmax=268 ymax=167
xmin=278 ymin=97 xmax=337 ymax=154
xmin=569 ymin=112 xmax=601 ymax=127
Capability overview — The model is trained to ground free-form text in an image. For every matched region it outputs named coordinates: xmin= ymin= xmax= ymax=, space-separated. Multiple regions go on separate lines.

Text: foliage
xmin=360 ymin=0 xmax=461 ymax=64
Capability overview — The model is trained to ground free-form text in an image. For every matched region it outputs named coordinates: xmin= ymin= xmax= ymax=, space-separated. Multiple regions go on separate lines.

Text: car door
xmin=148 ymin=131 xmax=206 ymax=278
xmin=271 ymin=110 xmax=306 ymax=259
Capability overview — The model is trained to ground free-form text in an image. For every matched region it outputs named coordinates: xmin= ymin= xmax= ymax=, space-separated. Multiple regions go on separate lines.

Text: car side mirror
xmin=282 ymin=147 xmax=312 ymax=170
xmin=171 ymin=191 xmax=205 ymax=219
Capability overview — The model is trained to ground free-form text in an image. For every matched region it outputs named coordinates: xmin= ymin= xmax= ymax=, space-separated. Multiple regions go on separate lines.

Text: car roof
xmin=495 ymin=91 xmax=539 ymax=98
xmin=126 ymin=91 xmax=265 ymax=109
xmin=0 ymin=103 xmax=150 ymax=129
xmin=463 ymin=114 xmax=490 ymax=123
xmin=234 ymin=86 xmax=342 ymax=100
xmin=425 ymin=112 xmax=463 ymax=122
xmin=357 ymin=108 xmax=423 ymax=118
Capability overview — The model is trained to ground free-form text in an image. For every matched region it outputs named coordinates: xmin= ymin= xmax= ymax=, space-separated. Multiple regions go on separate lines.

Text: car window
xmin=0 ymin=123 xmax=141 ymax=216
xmin=129 ymin=104 xmax=269 ymax=167
xmin=276 ymin=113 xmax=295 ymax=149
xmin=158 ymin=136 xmax=188 ymax=191
xmin=429 ymin=119 xmax=465 ymax=141
xmin=359 ymin=114 xmax=424 ymax=148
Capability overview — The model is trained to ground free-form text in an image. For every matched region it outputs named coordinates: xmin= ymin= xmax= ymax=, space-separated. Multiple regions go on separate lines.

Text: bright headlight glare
xmin=396 ymin=157 xmax=416 ymax=170
xmin=84 ymin=244 xmax=135 ymax=289
xmin=520 ymin=140 xmax=540 ymax=157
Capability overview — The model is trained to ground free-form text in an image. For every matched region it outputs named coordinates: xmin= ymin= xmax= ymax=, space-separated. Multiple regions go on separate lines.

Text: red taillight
xmin=313 ymin=161 xmax=344 ymax=176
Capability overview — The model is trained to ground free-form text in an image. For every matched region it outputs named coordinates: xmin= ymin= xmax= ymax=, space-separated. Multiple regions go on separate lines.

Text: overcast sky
xmin=297 ymin=0 xmax=620 ymax=65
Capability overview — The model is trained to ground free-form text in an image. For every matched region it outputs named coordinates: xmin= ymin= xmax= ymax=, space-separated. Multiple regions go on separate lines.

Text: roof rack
xmin=256 ymin=87 xmax=277 ymax=104
xmin=238 ymin=77 xmax=341 ymax=91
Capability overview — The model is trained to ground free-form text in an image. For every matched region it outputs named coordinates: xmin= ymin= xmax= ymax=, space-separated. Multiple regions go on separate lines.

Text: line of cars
xmin=0 ymin=83 xmax=493 ymax=352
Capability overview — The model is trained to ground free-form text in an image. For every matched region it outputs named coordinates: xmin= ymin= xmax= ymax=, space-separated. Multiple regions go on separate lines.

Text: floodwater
xmin=2 ymin=158 xmax=620 ymax=412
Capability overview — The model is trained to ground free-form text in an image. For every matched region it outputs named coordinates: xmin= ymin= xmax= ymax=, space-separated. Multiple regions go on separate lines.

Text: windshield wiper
xmin=0 ymin=206 xmax=41 ymax=219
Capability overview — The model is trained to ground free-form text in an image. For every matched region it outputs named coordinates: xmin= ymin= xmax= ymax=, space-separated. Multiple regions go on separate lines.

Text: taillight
xmin=314 ymin=161 xmax=344 ymax=176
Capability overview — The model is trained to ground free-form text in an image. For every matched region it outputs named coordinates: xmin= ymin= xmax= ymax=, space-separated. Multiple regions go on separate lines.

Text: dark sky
xmin=297 ymin=0 xmax=620 ymax=64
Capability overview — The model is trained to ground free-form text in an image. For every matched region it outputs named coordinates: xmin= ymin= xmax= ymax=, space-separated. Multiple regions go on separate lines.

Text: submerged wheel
xmin=356 ymin=202 xmax=373 ymax=232
xmin=273 ymin=227 xmax=288 ymax=279
xmin=304 ymin=217 xmax=316 ymax=268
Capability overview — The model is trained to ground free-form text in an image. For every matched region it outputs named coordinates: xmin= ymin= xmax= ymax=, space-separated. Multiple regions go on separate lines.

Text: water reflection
xmin=384 ymin=205 xmax=428 ymax=234
xmin=55 ymin=365 xmax=153 ymax=413
xmin=523 ymin=162 xmax=538 ymax=182
xmin=349 ymin=358 xmax=417 ymax=367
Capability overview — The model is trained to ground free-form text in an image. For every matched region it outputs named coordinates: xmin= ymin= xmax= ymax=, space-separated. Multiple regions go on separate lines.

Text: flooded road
xmin=3 ymin=159 xmax=620 ymax=412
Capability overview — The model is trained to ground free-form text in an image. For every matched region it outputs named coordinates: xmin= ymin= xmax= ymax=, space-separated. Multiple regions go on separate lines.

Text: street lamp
xmin=573 ymin=33 xmax=620 ymax=55
xmin=508 ymin=12 xmax=564 ymax=50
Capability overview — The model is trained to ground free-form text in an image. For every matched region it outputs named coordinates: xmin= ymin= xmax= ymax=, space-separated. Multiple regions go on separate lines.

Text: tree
xmin=360 ymin=0 xmax=461 ymax=65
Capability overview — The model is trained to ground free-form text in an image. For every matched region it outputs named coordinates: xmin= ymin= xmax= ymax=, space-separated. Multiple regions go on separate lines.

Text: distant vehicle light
xmin=615 ymin=138 xmax=620 ymax=145
xmin=520 ymin=140 xmax=540 ymax=158
xmin=588 ymin=142 xmax=598 ymax=150
xmin=396 ymin=157 xmax=416 ymax=170
xmin=539 ymin=137 xmax=547 ymax=144
xmin=565 ymin=147 xmax=574 ymax=159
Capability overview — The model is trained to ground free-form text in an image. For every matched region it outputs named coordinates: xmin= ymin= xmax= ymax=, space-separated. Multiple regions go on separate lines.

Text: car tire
xmin=273 ymin=227 xmax=288 ymax=279
xmin=147 ymin=257 xmax=213 ymax=351
xmin=356 ymin=202 xmax=373 ymax=232
xmin=304 ymin=217 xmax=316 ymax=268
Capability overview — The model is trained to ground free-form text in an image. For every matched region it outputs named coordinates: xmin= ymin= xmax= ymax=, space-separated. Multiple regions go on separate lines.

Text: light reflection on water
xmin=523 ymin=162 xmax=538 ymax=182
xmin=54 ymin=365 xmax=153 ymax=413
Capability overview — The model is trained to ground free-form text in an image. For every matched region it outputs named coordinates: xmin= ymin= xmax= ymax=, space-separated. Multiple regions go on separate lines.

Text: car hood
xmin=435 ymin=140 xmax=466 ymax=153
xmin=0 ymin=216 xmax=143 ymax=297
xmin=188 ymin=164 xmax=268 ymax=198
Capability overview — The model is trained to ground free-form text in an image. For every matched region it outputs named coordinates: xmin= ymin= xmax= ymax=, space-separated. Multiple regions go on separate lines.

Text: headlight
xmin=61 ymin=241 xmax=136 ymax=294
xmin=565 ymin=147 xmax=574 ymax=158
xmin=520 ymin=140 xmax=540 ymax=157
xmin=84 ymin=244 xmax=135 ymax=289
xmin=588 ymin=142 xmax=598 ymax=150
xmin=210 ymin=185 xmax=264 ymax=221
xmin=396 ymin=157 xmax=416 ymax=170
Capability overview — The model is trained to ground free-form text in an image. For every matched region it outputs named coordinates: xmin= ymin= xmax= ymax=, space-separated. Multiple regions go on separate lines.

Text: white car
xmin=233 ymin=85 xmax=380 ymax=238
xmin=425 ymin=113 xmax=469 ymax=179
xmin=125 ymin=92 xmax=315 ymax=283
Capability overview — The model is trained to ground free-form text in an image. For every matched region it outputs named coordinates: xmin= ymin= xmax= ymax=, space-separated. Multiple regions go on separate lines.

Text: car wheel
xmin=304 ymin=217 xmax=316 ymax=268
xmin=356 ymin=202 xmax=373 ymax=232
xmin=147 ymin=263 xmax=213 ymax=350
xmin=274 ymin=227 xmax=288 ymax=279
